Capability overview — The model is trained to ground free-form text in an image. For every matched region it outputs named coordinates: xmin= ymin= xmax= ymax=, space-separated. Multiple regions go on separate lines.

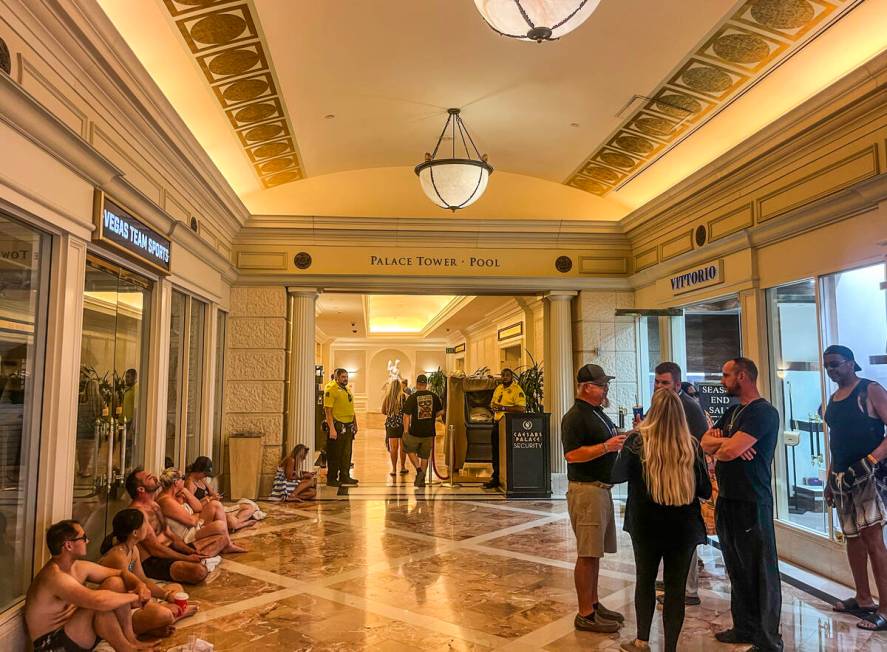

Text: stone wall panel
xmin=225 ymin=381 xmax=284 ymax=414
xmin=224 ymin=413 xmax=283 ymax=439
xmin=230 ymin=286 xmax=287 ymax=317
xmin=229 ymin=317 xmax=286 ymax=349
xmin=226 ymin=350 xmax=286 ymax=380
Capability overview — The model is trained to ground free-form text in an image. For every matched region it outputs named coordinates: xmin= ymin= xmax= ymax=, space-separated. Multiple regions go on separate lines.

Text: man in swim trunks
xmin=25 ymin=520 xmax=154 ymax=651
xmin=125 ymin=468 xmax=208 ymax=584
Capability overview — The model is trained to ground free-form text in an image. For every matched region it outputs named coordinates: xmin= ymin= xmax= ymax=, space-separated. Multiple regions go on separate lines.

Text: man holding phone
xmin=562 ymin=363 xmax=627 ymax=633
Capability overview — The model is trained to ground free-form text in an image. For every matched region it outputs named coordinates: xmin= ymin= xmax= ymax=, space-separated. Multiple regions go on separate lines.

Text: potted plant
xmin=514 ymin=353 xmax=543 ymax=413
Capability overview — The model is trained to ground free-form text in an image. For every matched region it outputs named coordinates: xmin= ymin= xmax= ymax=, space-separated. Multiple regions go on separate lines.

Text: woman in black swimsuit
xmin=184 ymin=456 xmax=257 ymax=531
xmin=98 ymin=509 xmax=197 ymax=639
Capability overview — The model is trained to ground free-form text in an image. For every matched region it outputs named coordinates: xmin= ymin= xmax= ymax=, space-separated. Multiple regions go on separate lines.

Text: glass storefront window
xmin=165 ymin=290 xmax=186 ymax=468
xmin=0 ymin=213 xmax=48 ymax=611
xmin=638 ymin=316 xmax=661 ymax=408
xmin=166 ymin=291 xmax=208 ymax=469
xmin=212 ymin=311 xmax=226 ymax=473
xmin=767 ymin=280 xmax=828 ymax=534
xmin=821 ymin=263 xmax=887 ymax=389
xmin=74 ymin=257 xmax=151 ymax=559
xmin=185 ymin=299 xmax=206 ymax=464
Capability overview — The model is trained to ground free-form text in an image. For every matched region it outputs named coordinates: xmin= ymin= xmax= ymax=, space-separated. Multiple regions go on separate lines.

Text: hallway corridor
xmin=156 ymin=498 xmax=875 ymax=651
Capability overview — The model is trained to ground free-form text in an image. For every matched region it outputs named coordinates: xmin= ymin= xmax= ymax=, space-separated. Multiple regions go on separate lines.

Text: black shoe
xmin=414 ymin=473 xmax=426 ymax=487
xmin=483 ymin=479 xmax=499 ymax=489
xmin=593 ymin=602 xmax=624 ymax=623
xmin=326 ymin=480 xmax=340 ymax=487
xmin=340 ymin=477 xmax=358 ymax=485
xmin=574 ymin=612 xmax=620 ymax=633
xmin=715 ymin=629 xmax=753 ymax=644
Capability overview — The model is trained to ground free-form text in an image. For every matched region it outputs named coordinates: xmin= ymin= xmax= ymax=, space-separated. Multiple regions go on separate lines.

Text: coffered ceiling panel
xmin=161 ymin=0 xmax=304 ymax=188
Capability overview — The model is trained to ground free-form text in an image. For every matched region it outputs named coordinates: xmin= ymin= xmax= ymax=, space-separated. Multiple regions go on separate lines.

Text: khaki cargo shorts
xmin=403 ymin=432 xmax=434 ymax=459
xmin=567 ymin=481 xmax=617 ymax=558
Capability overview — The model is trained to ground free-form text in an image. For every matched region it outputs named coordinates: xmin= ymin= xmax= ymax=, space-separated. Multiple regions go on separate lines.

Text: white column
xmin=287 ymin=289 xmax=318 ymax=453
xmin=35 ymin=233 xmax=87 ymax=568
xmin=144 ymin=279 xmax=172 ymax=475
xmin=544 ymin=291 xmax=577 ymax=476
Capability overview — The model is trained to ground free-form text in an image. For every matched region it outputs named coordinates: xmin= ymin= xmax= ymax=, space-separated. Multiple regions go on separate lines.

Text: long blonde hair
xmin=381 ymin=379 xmax=404 ymax=415
xmin=638 ymin=389 xmax=696 ymax=506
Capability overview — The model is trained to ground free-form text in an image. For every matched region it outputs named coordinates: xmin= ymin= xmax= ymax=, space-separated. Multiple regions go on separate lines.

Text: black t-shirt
xmin=680 ymin=391 xmax=709 ymax=441
xmin=403 ymin=390 xmax=443 ymax=437
xmin=561 ymin=399 xmax=618 ymax=483
xmin=714 ymin=398 xmax=780 ymax=502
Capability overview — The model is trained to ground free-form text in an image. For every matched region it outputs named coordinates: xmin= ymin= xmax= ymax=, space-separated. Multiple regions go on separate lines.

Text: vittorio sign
xmin=669 ymin=260 xmax=723 ymax=295
xmin=93 ymin=192 xmax=171 ymax=273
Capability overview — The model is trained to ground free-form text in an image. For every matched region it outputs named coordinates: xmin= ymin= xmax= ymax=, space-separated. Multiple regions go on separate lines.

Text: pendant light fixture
xmin=474 ymin=0 xmax=601 ymax=43
xmin=415 ymin=108 xmax=492 ymax=211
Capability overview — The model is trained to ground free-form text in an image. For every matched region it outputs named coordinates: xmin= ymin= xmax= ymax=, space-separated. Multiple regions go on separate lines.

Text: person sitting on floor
xmin=99 ymin=509 xmax=198 ymax=640
xmin=25 ymin=519 xmax=154 ymax=652
xmin=156 ymin=468 xmax=248 ymax=556
xmin=126 ymin=468 xmax=209 ymax=585
xmin=270 ymin=444 xmax=317 ymax=502
xmin=184 ymin=456 xmax=258 ymax=531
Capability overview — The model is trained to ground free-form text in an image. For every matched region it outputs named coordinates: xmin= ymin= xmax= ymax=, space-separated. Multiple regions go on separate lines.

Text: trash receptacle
xmin=228 ymin=432 xmax=262 ymax=500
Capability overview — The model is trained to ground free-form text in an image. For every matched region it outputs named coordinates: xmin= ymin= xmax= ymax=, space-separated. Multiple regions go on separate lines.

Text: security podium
xmin=499 ymin=412 xmax=551 ymax=498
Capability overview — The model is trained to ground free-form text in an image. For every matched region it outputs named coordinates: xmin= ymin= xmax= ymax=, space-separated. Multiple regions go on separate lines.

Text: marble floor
xmin=155 ymin=496 xmax=887 ymax=652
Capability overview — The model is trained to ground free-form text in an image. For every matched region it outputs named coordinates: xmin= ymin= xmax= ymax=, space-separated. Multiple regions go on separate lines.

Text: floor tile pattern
xmin=156 ymin=495 xmax=887 ymax=651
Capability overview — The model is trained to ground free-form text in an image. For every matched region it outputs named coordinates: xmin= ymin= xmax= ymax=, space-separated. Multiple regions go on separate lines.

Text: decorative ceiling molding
xmin=162 ymin=0 xmax=304 ymax=188
xmin=565 ymin=0 xmax=855 ymax=197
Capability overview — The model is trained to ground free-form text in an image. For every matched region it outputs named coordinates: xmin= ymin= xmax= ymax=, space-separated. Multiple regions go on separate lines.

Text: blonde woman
xmin=381 ymin=379 xmax=408 ymax=476
xmin=611 ymin=389 xmax=711 ymax=652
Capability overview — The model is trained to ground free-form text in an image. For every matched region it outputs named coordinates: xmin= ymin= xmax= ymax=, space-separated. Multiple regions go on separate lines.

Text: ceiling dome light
xmin=474 ymin=0 xmax=601 ymax=42
xmin=415 ymin=108 xmax=492 ymax=211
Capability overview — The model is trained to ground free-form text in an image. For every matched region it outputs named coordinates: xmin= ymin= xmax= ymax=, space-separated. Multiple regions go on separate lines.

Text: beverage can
xmin=632 ymin=404 xmax=644 ymax=420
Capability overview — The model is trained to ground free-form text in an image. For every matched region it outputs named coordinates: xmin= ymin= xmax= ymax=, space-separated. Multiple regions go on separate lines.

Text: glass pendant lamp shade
xmin=417 ymin=161 xmax=490 ymax=210
xmin=415 ymin=109 xmax=493 ymax=211
xmin=474 ymin=0 xmax=601 ymax=42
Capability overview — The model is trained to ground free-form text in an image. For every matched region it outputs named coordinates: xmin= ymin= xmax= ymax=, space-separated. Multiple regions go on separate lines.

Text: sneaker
xmin=574 ymin=612 xmax=620 ymax=633
xmin=594 ymin=602 xmax=624 ymax=623
xmin=483 ymin=478 xmax=499 ymax=490
xmin=340 ymin=477 xmax=359 ymax=485
xmin=715 ymin=629 xmax=753 ymax=644
xmin=414 ymin=473 xmax=426 ymax=487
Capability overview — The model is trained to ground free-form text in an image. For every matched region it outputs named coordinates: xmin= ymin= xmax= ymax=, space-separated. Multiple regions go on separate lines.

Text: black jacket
xmin=611 ymin=431 xmax=711 ymax=547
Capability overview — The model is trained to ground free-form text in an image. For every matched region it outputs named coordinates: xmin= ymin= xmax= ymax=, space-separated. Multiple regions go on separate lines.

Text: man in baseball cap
xmin=823 ymin=345 xmax=887 ymax=631
xmin=562 ymin=363 xmax=626 ymax=633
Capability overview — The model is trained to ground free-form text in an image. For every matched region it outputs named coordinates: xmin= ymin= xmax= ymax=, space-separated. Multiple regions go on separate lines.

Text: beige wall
xmin=223 ymin=287 xmax=287 ymax=496
xmin=573 ymin=290 xmax=639 ymax=423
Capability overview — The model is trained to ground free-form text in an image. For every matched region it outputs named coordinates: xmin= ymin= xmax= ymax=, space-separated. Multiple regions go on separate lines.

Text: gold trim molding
xmin=565 ymin=0 xmax=853 ymax=197
xmin=162 ymin=0 xmax=304 ymax=188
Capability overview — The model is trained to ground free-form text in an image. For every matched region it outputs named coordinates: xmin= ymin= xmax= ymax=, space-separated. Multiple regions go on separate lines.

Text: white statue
xmin=386 ymin=359 xmax=401 ymax=381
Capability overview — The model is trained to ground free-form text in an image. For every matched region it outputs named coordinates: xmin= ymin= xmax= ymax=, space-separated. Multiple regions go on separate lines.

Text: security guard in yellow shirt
xmin=486 ymin=368 xmax=527 ymax=489
xmin=323 ymin=368 xmax=359 ymax=486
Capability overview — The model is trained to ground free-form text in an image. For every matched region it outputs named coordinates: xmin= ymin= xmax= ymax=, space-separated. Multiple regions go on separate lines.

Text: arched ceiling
xmin=98 ymin=0 xmax=887 ymax=222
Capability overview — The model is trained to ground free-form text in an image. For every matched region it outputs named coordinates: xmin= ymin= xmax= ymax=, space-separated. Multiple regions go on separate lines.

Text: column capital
xmin=543 ymin=291 xmax=578 ymax=302
xmin=287 ymin=287 xmax=320 ymax=298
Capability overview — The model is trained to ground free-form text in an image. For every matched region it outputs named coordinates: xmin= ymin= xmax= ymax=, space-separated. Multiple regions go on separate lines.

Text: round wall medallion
xmin=695 ymin=225 xmax=707 ymax=247
xmin=0 ymin=37 xmax=10 ymax=76
xmin=294 ymin=252 xmax=312 ymax=270
xmin=555 ymin=256 xmax=573 ymax=273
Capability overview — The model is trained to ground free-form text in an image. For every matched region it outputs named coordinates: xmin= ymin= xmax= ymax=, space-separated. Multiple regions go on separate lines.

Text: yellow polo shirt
xmin=491 ymin=383 xmax=526 ymax=422
xmin=323 ymin=382 xmax=355 ymax=423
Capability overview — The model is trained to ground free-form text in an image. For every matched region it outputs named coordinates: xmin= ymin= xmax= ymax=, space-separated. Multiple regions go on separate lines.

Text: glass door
xmin=73 ymin=257 xmax=150 ymax=558
xmin=165 ymin=290 xmax=207 ymax=470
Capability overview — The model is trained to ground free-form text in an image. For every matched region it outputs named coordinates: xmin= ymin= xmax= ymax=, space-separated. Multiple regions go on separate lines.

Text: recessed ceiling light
xmin=324 ymin=114 xmax=335 ymax=120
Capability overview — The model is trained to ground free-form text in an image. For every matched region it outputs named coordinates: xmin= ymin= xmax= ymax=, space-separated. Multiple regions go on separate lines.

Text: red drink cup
xmin=173 ymin=592 xmax=189 ymax=612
